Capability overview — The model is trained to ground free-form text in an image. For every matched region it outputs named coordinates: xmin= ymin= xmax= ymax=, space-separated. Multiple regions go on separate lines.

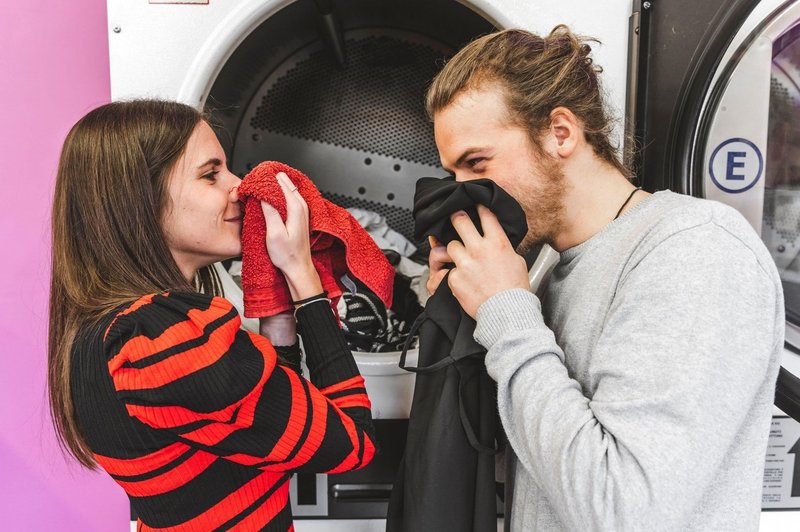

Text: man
xmin=426 ymin=26 xmax=784 ymax=531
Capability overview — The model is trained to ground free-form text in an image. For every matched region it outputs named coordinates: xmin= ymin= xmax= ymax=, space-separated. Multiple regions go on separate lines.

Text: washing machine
xmin=633 ymin=0 xmax=800 ymax=528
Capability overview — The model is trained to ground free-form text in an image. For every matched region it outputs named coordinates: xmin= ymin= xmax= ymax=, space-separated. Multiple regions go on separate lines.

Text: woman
xmin=48 ymin=100 xmax=375 ymax=531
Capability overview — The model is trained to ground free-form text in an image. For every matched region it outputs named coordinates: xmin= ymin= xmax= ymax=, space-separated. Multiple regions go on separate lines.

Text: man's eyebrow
xmin=442 ymin=148 xmax=482 ymax=173
xmin=196 ymin=158 xmax=222 ymax=169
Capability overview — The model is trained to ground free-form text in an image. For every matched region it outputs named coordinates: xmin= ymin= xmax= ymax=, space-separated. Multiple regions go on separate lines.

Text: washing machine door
xmin=672 ymin=0 xmax=800 ymax=420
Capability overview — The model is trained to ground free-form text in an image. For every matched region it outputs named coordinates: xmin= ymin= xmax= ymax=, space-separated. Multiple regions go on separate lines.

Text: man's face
xmin=433 ymin=86 xmax=567 ymax=252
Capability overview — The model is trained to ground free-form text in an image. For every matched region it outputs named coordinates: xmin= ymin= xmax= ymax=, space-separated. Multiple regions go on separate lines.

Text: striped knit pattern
xmin=71 ymin=291 xmax=375 ymax=531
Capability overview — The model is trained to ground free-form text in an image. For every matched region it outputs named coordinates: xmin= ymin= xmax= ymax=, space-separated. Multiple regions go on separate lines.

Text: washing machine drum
xmin=207 ymin=0 xmax=494 ymax=246
xmin=231 ymin=30 xmax=446 ymax=245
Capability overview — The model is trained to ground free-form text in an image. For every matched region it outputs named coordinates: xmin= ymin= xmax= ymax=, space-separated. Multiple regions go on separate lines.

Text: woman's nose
xmin=228 ymin=184 xmax=240 ymax=202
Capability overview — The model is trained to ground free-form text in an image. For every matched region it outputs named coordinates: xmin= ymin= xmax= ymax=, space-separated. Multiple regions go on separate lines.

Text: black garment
xmin=386 ymin=177 xmax=528 ymax=532
xmin=338 ymin=274 xmax=422 ymax=353
xmin=412 ymin=176 xmax=528 ymax=245
xmin=340 ymin=287 xmax=410 ymax=353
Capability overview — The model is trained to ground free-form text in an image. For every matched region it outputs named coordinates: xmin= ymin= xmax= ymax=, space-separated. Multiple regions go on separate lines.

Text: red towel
xmin=238 ymin=161 xmax=395 ymax=318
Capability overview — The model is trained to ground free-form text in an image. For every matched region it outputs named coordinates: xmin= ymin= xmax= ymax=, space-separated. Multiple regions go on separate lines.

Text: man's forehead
xmin=439 ymin=86 xmax=512 ymax=126
xmin=456 ymin=83 xmax=501 ymax=106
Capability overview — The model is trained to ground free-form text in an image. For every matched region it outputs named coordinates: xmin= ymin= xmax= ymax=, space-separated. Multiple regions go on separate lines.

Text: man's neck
xmin=550 ymin=155 xmax=638 ymax=252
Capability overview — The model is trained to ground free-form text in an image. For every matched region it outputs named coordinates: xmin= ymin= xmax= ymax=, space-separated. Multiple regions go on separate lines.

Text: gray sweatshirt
xmin=475 ymin=191 xmax=784 ymax=531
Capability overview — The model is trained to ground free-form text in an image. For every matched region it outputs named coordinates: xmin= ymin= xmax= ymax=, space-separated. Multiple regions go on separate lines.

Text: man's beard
xmin=513 ymin=156 xmax=567 ymax=254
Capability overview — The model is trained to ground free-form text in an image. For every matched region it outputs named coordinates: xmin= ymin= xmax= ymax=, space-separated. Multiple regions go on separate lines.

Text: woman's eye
xmin=202 ymin=171 xmax=219 ymax=181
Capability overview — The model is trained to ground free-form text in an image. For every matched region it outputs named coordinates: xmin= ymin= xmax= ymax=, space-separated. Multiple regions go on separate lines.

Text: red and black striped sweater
xmin=71 ymin=291 xmax=376 ymax=531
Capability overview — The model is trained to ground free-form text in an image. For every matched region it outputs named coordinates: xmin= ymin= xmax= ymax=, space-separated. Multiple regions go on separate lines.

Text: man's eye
xmin=202 ymin=171 xmax=219 ymax=181
xmin=467 ymin=158 xmax=485 ymax=168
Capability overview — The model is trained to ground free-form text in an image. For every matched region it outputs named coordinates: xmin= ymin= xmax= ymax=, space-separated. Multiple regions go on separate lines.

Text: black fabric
xmin=386 ymin=177 xmax=528 ymax=532
xmin=338 ymin=277 xmax=420 ymax=353
xmin=340 ymin=287 xmax=407 ymax=353
xmin=412 ymin=176 xmax=528 ymax=246
xmin=776 ymin=366 xmax=800 ymax=421
xmin=274 ymin=343 xmax=302 ymax=374
xmin=390 ymin=271 xmax=424 ymax=327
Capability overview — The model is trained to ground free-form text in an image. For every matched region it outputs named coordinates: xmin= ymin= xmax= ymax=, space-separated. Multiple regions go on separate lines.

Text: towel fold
xmin=238 ymin=161 xmax=394 ymax=318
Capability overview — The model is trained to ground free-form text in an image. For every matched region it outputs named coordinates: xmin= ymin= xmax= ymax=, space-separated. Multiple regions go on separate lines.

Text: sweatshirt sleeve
xmin=103 ymin=291 xmax=375 ymax=475
xmin=475 ymin=224 xmax=781 ymax=531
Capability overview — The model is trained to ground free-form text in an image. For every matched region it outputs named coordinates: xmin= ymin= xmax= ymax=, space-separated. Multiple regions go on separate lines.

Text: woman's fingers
xmin=260 ymin=200 xmax=284 ymax=231
xmin=276 ymin=172 xmax=309 ymax=234
xmin=261 ymin=200 xmax=287 ymax=252
xmin=262 ymin=172 xmax=314 ymax=275
xmin=275 ymin=173 xmax=297 ymax=216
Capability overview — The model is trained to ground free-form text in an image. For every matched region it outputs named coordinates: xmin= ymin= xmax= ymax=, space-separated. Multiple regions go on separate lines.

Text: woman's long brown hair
xmin=49 ymin=100 xmax=221 ymax=467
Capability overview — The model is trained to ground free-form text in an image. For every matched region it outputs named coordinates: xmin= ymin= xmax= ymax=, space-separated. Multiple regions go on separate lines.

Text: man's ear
xmin=547 ymin=107 xmax=580 ymax=159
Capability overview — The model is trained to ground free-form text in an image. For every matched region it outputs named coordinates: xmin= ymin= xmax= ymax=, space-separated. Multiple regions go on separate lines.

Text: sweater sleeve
xmin=475 ymin=225 xmax=781 ymax=531
xmin=103 ymin=291 xmax=375 ymax=474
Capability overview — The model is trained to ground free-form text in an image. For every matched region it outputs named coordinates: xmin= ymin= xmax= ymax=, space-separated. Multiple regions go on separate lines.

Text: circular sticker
xmin=708 ymin=138 xmax=763 ymax=194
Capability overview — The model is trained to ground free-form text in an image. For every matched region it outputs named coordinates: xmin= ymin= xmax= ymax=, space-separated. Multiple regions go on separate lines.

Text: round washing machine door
xmin=683 ymin=0 xmax=800 ymax=420
xmin=204 ymin=0 xmax=495 ymax=245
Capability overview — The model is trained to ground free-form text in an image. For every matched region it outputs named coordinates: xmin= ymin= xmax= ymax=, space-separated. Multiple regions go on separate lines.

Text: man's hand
xmin=446 ymin=205 xmax=530 ymax=318
xmin=426 ymin=235 xmax=453 ymax=296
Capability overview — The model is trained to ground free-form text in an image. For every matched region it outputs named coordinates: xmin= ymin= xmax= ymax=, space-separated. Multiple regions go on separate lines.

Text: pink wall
xmin=0 ymin=1 xmax=128 ymax=529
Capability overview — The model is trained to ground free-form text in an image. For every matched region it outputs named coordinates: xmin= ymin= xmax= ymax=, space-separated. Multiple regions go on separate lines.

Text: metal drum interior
xmin=205 ymin=0 xmax=495 ymax=245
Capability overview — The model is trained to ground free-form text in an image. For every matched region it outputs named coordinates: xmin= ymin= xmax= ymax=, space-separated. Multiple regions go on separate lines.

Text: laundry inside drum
xmin=204 ymin=0 xmax=494 ymax=360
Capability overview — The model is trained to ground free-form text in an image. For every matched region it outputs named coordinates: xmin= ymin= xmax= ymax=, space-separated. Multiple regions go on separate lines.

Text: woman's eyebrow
xmin=196 ymin=158 xmax=222 ymax=169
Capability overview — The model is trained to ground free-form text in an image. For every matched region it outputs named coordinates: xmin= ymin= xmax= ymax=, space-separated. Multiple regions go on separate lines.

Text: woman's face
xmin=161 ymin=121 xmax=243 ymax=280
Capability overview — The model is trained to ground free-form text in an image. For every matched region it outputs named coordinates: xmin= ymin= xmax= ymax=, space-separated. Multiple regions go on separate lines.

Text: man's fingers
xmin=476 ymin=204 xmax=505 ymax=239
xmin=427 ymin=243 xmax=453 ymax=295
xmin=446 ymin=239 xmax=468 ymax=265
xmin=450 ymin=210 xmax=482 ymax=246
xmin=426 ymin=269 xmax=448 ymax=295
xmin=428 ymin=244 xmax=453 ymax=268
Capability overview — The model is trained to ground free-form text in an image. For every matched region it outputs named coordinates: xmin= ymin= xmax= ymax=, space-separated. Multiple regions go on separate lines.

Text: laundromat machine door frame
xmin=633 ymin=0 xmax=800 ymax=422
xmin=633 ymin=0 xmax=800 ymax=519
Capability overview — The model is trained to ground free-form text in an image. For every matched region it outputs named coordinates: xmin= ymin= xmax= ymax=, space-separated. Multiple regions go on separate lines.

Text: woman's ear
xmin=548 ymin=106 xmax=580 ymax=159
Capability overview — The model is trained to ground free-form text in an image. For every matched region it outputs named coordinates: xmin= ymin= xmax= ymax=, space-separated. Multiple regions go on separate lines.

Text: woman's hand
xmin=261 ymin=172 xmax=323 ymax=300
